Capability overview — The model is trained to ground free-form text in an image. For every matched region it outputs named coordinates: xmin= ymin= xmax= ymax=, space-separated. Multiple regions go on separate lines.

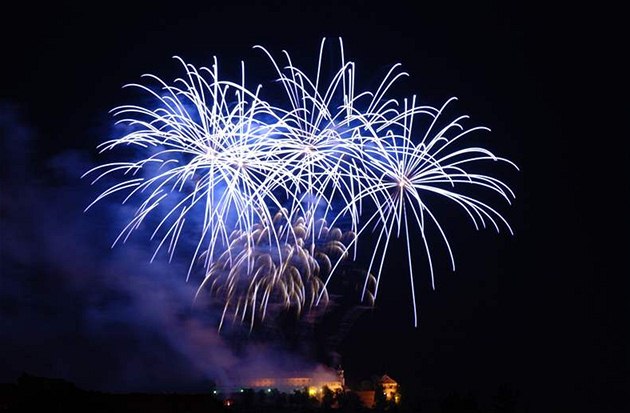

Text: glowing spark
xmin=195 ymin=211 xmax=357 ymax=331
xmin=86 ymin=38 xmax=517 ymax=328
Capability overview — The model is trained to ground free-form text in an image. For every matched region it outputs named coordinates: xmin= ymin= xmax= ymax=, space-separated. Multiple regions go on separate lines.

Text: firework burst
xmin=85 ymin=38 xmax=517 ymax=328
xmin=196 ymin=210 xmax=359 ymax=330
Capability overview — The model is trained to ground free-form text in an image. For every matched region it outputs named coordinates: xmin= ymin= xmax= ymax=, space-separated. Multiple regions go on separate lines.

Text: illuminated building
xmin=245 ymin=371 xmax=343 ymax=395
xmin=219 ymin=366 xmax=345 ymax=398
xmin=379 ymin=374 xmax=400 ymax=402
xmin=355 ymin=374 xmax=401 ymax=408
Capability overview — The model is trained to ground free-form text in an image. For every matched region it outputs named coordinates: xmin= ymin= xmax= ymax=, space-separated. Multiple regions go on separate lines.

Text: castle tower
xmin=336 ymin=365 xmax=345 ymax=388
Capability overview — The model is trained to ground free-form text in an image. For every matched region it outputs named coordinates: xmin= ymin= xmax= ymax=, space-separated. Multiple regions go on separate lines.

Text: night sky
xmin=1 ymin=1 xmax=626 ymax=412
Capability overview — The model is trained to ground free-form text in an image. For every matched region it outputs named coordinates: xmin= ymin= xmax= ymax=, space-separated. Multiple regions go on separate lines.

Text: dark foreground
xmin=1 ymin=374 xmax=524 ymax=412
xmin=0 ymin=375 xmax=385 ymax=413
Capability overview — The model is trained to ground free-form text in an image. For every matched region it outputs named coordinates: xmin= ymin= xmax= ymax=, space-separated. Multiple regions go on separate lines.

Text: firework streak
xmin=85 ymin=38 xmax=517 ymax=328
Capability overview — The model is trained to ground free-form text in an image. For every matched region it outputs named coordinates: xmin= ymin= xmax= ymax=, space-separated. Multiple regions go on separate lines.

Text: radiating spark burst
xmin=83 ymin=57 xmax=288 ymax=279
xmin=195 ymin=210 xmax=361 ymax=331
xmin=322 ymin=97 xmax=518 ymax=326
xmin=85 ymin=38 xmax=517 ymax=328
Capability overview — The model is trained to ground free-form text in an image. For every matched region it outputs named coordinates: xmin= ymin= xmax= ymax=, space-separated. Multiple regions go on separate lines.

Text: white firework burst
xmin=85 ymin=38 xmax=517 ymax=328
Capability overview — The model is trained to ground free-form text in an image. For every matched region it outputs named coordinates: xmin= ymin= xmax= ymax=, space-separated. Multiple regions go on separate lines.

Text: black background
xmin=1 ymin=1 xmax=626 ymax=412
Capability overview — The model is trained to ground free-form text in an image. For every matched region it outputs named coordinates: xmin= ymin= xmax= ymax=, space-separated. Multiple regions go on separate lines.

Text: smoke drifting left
xmin=0 ymin=103 xmax=343 ymax=392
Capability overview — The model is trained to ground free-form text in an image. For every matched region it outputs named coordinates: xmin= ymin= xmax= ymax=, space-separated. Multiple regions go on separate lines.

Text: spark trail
xmin=85 ymin=38 xmax=517 ymax=328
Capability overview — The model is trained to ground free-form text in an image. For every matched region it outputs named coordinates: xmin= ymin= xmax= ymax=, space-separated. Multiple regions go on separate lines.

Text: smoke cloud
xmin=0 ymin=102 xmax=340 ymax=392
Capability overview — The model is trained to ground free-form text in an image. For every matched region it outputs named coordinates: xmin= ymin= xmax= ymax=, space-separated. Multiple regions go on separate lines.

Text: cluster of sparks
xmin=199 ymin=211 xmax=358 ymax=330
xmin=85 ymin=38 xmax=517 ymax=328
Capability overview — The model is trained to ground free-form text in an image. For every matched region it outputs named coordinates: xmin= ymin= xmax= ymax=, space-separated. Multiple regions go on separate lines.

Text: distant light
xmin=267 ymin=388 xmax=272 ymax=392
xmin=212 ymin=390 xmax=217 ymax=394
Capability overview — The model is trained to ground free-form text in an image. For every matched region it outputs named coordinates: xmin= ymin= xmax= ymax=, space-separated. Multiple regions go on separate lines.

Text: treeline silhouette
xmin=0 ymin=374 xmax=521 ymax=412
xmin=0 ymin=374 xmax=375 ymax=413
xmin=0 ymin=374 xmax=225 ymax=413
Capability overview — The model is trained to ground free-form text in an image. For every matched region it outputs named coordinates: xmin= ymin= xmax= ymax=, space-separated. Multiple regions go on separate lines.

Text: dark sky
xmin=1 ymin=1 xmax=626 ymax=412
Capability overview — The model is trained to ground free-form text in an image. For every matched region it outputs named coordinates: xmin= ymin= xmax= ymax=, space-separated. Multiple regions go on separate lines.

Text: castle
xmin=216 ymin=368 xmax=401 ymax=408
xmin=218 ymin=366 xmax=345 ymax=396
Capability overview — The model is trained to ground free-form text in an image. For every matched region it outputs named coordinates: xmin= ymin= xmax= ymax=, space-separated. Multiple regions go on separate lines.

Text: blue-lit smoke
xmin=86 ymin=38 xmax=517 ymax=329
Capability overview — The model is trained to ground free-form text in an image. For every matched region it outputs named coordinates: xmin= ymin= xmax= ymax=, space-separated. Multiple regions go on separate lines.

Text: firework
xmin=196 ymin=210 xmax=359 ymax=330
xmin=334 ymin=97 xmax=518 ymax=326
xmin=86 ymin=38 xmax=516 ymax=327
